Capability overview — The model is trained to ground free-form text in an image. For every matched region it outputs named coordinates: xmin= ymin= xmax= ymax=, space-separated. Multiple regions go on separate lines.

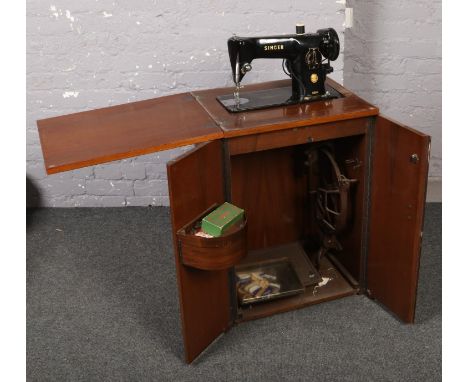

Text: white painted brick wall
xmin=344 ymin=0 xmax=442 ymax=179
xmin=27 ymin=0 xmax=345 ymax=207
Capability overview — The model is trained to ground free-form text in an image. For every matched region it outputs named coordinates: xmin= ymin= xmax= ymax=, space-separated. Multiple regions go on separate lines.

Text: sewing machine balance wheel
xmin=317 ymin=28 xmax=340 ymax=61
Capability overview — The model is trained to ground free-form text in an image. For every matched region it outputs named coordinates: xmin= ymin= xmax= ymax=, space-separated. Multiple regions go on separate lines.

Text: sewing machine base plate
xmin=217 ymin=84 xmax=342 ymax=113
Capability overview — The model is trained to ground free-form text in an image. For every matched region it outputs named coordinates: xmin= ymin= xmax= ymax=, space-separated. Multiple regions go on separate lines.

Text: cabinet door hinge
xmin=177 ymin=240 xmax=183 ymax=261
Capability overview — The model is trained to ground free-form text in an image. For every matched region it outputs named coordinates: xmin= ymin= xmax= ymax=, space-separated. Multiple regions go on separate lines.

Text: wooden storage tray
xmin=177 ymin=204 xmax=248 ymax=271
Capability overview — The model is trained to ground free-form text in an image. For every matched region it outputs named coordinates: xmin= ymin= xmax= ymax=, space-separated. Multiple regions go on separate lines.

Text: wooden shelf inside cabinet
xmin=176 ymin=205 xmax=248 ymax=271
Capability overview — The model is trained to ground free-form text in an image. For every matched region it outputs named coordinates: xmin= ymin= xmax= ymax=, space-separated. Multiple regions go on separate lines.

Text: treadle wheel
xmin=306 ymin=147 xmax=357 ymax=268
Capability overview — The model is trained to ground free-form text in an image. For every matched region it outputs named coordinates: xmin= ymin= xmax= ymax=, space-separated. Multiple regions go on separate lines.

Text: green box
xmin=201 ymin=202 xmax=244 ymax=237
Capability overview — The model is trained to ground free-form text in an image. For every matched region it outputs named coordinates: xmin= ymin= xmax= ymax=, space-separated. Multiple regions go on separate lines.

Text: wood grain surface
xmin=38 ymin=93 xmax=223 ymax=174
xmin=367 ymin=115 xmax=430 ymax=323
xmin=227 ymin=118 xmax=369 ymax=155
xmin=167 ymin=140 xmax=230 ymax=363
xmin=230 ymin=146 xmax=308 ymax=250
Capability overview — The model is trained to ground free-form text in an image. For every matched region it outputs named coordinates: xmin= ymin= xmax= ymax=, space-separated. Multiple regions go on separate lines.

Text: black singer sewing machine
xmin=217 ymin=24 xmax=342 ymax=113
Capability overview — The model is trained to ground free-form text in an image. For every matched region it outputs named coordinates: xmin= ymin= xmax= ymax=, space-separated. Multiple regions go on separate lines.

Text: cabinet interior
xmin=229 ymin=134 xmax=368 ymax=322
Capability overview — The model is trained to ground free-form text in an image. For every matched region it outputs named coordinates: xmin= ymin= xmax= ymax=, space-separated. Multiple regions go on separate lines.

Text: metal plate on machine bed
xmin=217 ymin=84 xmax=342 ymax=113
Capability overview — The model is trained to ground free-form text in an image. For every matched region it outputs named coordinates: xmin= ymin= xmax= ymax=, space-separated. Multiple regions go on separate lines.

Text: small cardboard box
xmin=201 ymin=202 xmax=244 ymax=237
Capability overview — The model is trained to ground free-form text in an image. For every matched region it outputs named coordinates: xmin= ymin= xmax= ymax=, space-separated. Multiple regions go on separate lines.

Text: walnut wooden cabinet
xmin=37 ymin=79 xmax=430 ymax=363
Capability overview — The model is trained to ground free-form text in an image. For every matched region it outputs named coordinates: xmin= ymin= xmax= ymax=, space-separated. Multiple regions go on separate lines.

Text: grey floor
xmin=27 ymin=204 xmax=441 ymax=382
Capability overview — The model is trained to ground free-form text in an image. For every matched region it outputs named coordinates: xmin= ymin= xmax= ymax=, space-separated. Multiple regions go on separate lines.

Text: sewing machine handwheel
xmin=317 ymin=28 xmax=340 ymax=61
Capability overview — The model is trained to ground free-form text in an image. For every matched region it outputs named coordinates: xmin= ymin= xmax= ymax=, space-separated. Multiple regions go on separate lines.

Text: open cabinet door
xmin=367 ymin=116 xmax=430 ymax=323
xmin=167 ymin=140 xmax=230 ymax=363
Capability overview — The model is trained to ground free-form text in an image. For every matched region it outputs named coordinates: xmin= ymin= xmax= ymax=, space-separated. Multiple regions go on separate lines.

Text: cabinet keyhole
xmin=410 ymin=153 xmax=419 ymax=164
